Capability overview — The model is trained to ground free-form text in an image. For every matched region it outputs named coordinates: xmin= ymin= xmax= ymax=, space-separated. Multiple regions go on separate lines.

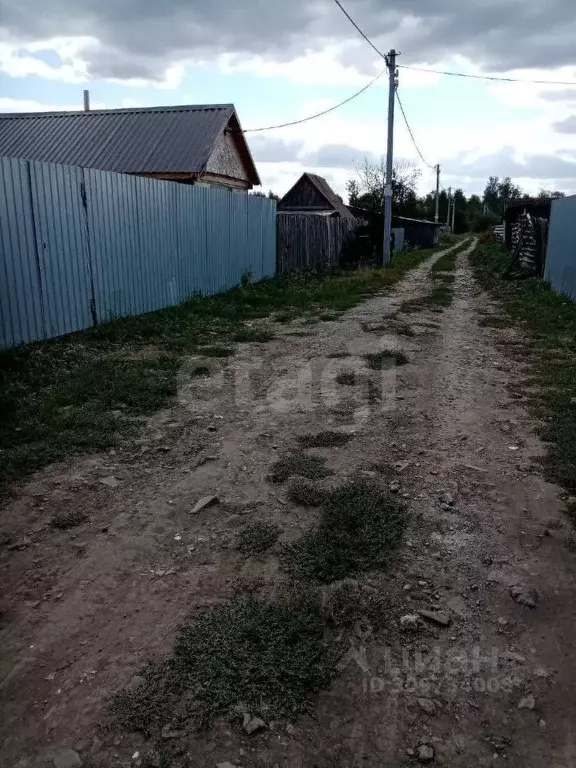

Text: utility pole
xmin=383 ymin=49 xmax=398 ymax=265
xmin=451 ymin=192 xmax=456 ymax=232
xmin=446 ymin=187 xmax=452 ymax=228
xmin=434 ymin=164 xmax=440 ymax=223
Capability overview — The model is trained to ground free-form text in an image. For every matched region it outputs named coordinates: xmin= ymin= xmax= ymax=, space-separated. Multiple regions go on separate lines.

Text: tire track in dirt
xmin=5 ymin=240 xmax=574 ymax=767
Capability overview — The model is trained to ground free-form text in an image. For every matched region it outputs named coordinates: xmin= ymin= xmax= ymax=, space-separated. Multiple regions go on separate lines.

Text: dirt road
xmin=2 ymin=242 xmax=576 ymax=767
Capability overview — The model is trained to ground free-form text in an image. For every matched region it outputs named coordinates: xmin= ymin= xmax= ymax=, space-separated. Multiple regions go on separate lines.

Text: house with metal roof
xmin=0 ymin=104 xmax=260 ymax=191
xmin=277 ymin=172 xmax=357 ymax=222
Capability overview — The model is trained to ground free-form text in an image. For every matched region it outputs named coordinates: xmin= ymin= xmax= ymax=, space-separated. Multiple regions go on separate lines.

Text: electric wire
xmin=331 ymin=0 xmax=389 ymax=65
xmin=242 ymin=65 xmax=388 ymax=132
xmin=395 ymin=90 xmax=434 ymax=169
xmin=398 ymin=63 xmax=576 ymax=87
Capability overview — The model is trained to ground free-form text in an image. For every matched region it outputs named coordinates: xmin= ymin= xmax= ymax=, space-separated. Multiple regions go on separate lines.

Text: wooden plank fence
xmin=277 ymin=213 xmax=356 ymax=273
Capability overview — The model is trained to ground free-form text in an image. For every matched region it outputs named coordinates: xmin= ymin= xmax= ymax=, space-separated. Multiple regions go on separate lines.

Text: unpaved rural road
xmin=2 ymin=242 xmax=576 ymax=767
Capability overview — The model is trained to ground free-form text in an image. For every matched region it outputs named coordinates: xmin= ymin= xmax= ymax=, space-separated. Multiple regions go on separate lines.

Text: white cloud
xmin=0 ymin=97 xmax=105 ymax=112
xmin=0 ymin=39 xmax=89 ymax=82
xmin=0 ymin=38 xmax=185 ymax=89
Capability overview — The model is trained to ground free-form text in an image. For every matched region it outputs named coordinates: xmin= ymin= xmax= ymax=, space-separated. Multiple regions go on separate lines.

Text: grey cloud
xmin=249 ymin=136 xmax=304 ymax=163
xmin=448 ymin=147 xmax=576 ymax=180
xmin=553 ymin=115 xmax=576 ymax=133
xmin=247 ymin=136 xmax=375 ymax=169
xmin=1 ymin=0 xmax=576 ymax=82
xmin=540 ymin=89 xmax=576 ymax=102
xmin=301 ymin=144 xmax=376 ymax=168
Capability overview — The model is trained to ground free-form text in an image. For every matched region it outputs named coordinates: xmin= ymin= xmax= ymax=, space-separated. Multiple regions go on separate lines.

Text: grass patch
xmin=335 ymin=371 xmax=356 ymax=385
xmin=401 ymin=281 xmax=454 ymax=314
xmin=428 ymin=282 xmax=454 ymax=308
xmin=399 ymin=297 xmax=427 ymax=314
xmin=431 ymin=239 xmax=468 ymax=272
xmin=478 ymin=315 xmax=509 ymax=329
xmin=281 ymin=481 xmax=408 ymax=583
xmin=236 ymin=521 xmax=281 ymax=557
xmin=297 ymin=430 xmax=353 ymax=448
xmin=363 ymin=349 xmax=409 ymax=369
xmin=393 ymin=322 xmax=416 ymax=337
xmin=320 ymin=579 xmax=390 ymax=629
xmin=471 ymin=243 xmax=576 ymax=494
xmin=0 ymin=247 xmax=438 ymax=494
xmin=287 ymin=479 xmax=330 ymax=507
xmin=269 ymin=452 xmax=334 ymax=483
xmin=141 ymin=752 xmax=172 ymax=768
xmin=110 ymin=594 xmax=342 ymax=736
xmin=565 ymin=500 xmax=576 ymax=526
xmin=232 ymin=328 xmax=275 ymax=343
xmin=0 ymin=352 xmax=180 ymax=494
xmin=396 ymin=240 xmax=472 ymax=316
xmin=50 ymin=509 xmax=88 ymax=530
xmin=431 ymin=272 xmax=456 ymax=284
xmin=190 ymin=364 xmax=210 ymax=376
xmin=198 ymin=345 xmax=235 ymax=357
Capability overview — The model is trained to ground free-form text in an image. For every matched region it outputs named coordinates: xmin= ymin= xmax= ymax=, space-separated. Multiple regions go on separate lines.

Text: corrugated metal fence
xmin=0 ymin=156 xmax=276 ymax=347
xmin=277 ymin=213 xmax=356 ymax=273
xmin=545 ymin=196 xmax=576 ymax=300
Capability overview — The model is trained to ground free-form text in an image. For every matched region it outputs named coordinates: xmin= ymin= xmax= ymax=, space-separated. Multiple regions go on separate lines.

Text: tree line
xmin=345 ymin=159 xmax=566 ymax=233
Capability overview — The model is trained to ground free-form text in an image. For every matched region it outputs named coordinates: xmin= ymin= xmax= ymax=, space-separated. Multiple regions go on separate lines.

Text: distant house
xmin=392 ymin=216 xmax=442 ymax=250
xmin=278 ymin=172 xmax=357 ymax=222
xmin=0 ymin=104 xmax=260 ymax=191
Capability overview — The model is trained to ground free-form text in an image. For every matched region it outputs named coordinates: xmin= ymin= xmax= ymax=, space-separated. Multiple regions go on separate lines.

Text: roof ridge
xmin=0 ymin=104 xmax=235 ymax=119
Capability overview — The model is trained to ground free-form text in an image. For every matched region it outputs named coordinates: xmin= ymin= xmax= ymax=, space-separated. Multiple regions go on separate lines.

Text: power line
xmin=398 ymin=63 xmax=576 ymax=86
xmin=242 ymin=65 xmax=388 ymax=132
xmin=394 ymin=90 xmax=433 ymax=168
xmin=330 ymin=0 xmax=575 ymax=86
xmin=331 ymin=0 xmax=389 ymax=66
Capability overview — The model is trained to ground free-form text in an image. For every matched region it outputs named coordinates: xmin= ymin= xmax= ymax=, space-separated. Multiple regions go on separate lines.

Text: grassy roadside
xmin=0 ymin=245 xmax=447 ymax=494
xmin=470 ymin=243 xmax=576 ymax=494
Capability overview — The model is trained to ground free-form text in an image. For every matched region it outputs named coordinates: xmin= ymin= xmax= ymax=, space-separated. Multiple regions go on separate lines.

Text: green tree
xmin=483 ymin=176 xmax=500 ymax=214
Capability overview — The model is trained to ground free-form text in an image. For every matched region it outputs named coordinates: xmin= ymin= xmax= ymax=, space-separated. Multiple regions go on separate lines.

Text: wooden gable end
xmin=278 ymin=176 xmax=329 ymax=211
xmin=205 ymin=130 xmax=252 ymax=187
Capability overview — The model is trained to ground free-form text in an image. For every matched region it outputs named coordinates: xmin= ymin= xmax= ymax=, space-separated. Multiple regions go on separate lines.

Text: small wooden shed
xmin=278 ymin=172 xmax=357 ymax=222
xmin=276 ymin=173 xmax=357 ymax=273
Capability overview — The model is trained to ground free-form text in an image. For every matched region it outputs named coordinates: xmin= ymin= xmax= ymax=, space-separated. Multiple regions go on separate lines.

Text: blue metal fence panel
xmin=85 ymin=168 xmax=143 ymax=321
xmin=0 ymin=157 xmax=45 ymax=347
xmin=29 ymin=160 xmax=94 ymax=339
xmin=0 ymin=157 xmax=277 ymax=347
xmin=545 ymin=196 xmax=576 ymax=301
xmin=174 ymin=184 xmax=208 ymax=297
xmin=262 ymin=198 xmax=277 ymax=279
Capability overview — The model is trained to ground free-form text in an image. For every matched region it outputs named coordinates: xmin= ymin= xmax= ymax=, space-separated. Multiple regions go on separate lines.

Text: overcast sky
xmin=1 ymin=0 xmax=576 ymax=198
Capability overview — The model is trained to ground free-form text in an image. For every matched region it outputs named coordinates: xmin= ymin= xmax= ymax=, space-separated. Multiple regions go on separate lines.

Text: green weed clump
xmin=110 ymin=595 xmax=342 ymax=735
xmin=236 ymin=522 xmax=281 ymax=557
xmin=269 ymin=452 xmax=333 ymax=483
xmin=282 ymin=482 xmax=408 ymax=583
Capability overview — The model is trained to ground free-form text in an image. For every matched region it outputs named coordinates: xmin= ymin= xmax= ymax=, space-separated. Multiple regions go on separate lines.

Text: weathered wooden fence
xmin=277 ymin=213 xmax=356 ymax=273
xmin=0 ymin=156 xmax=276 ymax=348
